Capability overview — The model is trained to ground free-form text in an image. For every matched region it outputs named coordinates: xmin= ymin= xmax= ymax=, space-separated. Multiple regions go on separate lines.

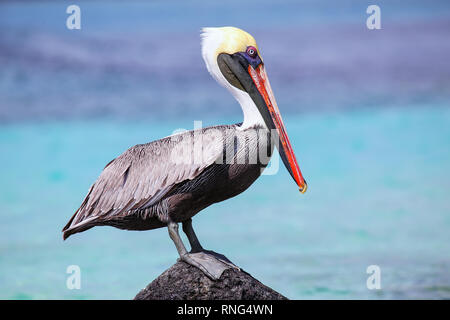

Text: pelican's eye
xmin=246 ymin=46 xmax=257 ymax=58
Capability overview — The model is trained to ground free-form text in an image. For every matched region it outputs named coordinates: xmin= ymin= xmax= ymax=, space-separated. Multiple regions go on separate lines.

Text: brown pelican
xmin=62 ymin=27 xmax=307 ymax=280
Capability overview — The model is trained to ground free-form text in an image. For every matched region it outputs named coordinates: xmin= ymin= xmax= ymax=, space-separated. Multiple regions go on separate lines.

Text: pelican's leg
xmin=182 ymin=218 xmax=203 ymax=253
xmin=181 ymin=219 xmax=241 ymax=272
xmin=167 ymin=221 xmax=217 ymax=280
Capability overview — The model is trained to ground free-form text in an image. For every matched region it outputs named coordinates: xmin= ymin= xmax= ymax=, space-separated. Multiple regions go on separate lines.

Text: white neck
xmin=227 ymin=85 xmax=266 ymax=130
xmin=201 ymin=29 xmax=266 ymax=130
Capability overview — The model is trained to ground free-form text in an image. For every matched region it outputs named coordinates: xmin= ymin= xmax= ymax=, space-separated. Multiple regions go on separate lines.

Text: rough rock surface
xmin=134 ymin=260 xmax=288 ymax=300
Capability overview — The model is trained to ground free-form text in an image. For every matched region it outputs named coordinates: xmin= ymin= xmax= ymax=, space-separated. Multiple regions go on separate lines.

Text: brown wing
xmin=62 ymin=125 xmax=230 ymax=237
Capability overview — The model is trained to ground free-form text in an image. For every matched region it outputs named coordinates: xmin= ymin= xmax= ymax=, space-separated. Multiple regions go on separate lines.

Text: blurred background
xmin=0 ymin=0 xmax=449 ymax=299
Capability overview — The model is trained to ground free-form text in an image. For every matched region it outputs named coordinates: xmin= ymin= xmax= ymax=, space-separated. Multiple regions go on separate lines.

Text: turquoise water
xmin=1 ymin=0 xmax=450 ymax=299
xmin=1 ymin=106 xmax=449 ymax=299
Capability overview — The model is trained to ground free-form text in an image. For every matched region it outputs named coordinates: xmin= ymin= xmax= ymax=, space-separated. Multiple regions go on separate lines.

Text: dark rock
xmin=134 ymin=260 xmax=288 ymax=300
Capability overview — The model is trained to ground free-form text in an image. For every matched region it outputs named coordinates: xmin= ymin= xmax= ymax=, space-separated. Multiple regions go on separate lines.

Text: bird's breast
xmin=163 ymin=125 xmax=275 ymax=222
xmin=200 ymin=125 xmax=275 ymax=199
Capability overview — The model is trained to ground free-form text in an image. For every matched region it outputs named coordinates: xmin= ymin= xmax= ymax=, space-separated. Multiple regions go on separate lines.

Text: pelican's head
xmin=201 ymin=26 xmax=307 ymax=193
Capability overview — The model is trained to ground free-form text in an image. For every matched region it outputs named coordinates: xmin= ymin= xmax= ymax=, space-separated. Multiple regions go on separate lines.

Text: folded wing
xmin=62 ymin=125 xmax=229 ymax=237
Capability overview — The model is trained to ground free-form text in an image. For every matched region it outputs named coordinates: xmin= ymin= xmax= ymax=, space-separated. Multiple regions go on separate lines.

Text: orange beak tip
xmin=299 ymin=182 xmax=308 ymax=194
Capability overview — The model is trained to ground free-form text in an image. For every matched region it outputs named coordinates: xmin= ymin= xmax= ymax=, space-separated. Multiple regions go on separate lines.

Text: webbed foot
xmin=179 ymin=250 xmax=239 ymax=280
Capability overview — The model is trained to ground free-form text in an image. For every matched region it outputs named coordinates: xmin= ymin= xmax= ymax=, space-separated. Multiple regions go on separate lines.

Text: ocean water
xmin=0 ymin=0 xmax=450 ymax=299
xmin=1 ymin=107 xmax=450 ymax=300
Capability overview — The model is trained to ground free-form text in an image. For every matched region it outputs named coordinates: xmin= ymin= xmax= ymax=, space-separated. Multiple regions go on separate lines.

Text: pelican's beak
xmin=217 ymin=53 xmax=307 ymax=193
xmin=248 ymin=64 xmax=307 ymax=193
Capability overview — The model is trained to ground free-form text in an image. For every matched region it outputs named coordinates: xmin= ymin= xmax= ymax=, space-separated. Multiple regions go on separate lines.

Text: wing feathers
xmin=63 ymin=125 xmax=232 ymax=233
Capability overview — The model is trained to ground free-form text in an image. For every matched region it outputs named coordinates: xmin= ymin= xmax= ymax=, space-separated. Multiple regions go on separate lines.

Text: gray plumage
xmin=62 ymin=124 xmax=273 ymax=239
